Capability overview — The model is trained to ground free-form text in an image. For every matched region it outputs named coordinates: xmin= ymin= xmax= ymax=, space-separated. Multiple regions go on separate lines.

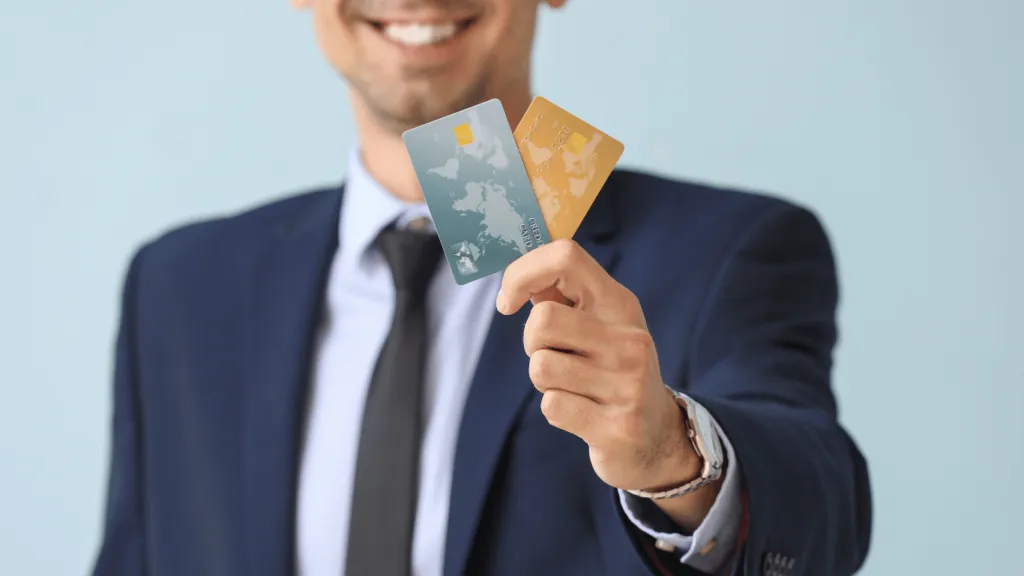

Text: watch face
xmin=625 ymin=389 xmax=725 ymax=500
xmin=690 ymin=400 xmax=724 ymax=469
xmin=669 ymin=388 xmax=723 ymax=473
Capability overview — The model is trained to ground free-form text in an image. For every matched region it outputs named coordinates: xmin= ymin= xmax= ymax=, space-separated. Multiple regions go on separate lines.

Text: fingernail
xmin=496 ymin=289 xmax=506 ymax=314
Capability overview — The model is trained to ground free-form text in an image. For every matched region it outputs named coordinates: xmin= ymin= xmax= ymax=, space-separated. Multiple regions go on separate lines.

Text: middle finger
xmin=524 ymin=300 xmax=608 ymax=359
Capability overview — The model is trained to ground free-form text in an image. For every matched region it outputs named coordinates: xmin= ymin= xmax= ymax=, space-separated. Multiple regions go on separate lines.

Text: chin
xmin=361 ymin=80 xmax=490 ymax=133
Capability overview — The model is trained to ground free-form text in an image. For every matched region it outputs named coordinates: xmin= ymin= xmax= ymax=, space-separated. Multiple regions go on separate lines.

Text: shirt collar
xmin=338 ymin=148 xmax=434 ymax=270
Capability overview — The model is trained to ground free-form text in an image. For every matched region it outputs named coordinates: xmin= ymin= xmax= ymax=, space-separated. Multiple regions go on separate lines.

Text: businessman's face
xmin=294 ymin=0 xmax=564 ymax=134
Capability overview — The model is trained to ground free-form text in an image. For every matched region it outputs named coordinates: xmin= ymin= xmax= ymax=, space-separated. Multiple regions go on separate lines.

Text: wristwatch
xmin=627 ymin=387 xmax=725 ymax=500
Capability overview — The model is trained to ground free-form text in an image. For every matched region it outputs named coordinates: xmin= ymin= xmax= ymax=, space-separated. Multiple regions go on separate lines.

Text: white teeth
xmin=381 ymin=22 xmax=459 ymax=46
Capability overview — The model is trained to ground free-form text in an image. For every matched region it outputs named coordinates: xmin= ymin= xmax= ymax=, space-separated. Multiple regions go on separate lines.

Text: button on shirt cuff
xmin=617 ymin=398 xmax=743 ymax=574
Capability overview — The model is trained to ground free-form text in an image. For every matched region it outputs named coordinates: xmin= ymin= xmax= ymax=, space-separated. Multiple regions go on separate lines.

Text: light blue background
xmin=2 ymin=1 xmax=1020 ymax=574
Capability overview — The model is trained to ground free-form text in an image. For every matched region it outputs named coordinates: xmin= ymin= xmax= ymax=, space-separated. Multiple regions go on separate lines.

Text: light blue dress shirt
xmin=294 ymin=149 xmax=743 ymax=576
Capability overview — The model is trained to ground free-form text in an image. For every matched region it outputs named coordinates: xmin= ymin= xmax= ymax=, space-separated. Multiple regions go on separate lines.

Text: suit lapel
xmin=443 ymin=175 xmax=624 ymax=576
xmin=242 ymin=186 xmax=343 ymax=575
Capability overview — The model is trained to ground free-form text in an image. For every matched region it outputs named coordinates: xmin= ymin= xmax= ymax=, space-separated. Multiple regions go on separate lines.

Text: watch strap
xmin=626 ymin=388 xmax=723 ymax=500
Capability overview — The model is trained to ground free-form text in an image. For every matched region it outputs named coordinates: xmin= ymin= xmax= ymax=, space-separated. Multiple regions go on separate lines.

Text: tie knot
xmin=376 ymin=225 xmax=443 ymax=294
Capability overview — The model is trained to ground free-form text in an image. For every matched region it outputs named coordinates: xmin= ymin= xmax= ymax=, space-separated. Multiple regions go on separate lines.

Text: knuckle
xmin=619 ymin=380 xmax=646 ymax=410
xmin=530 ymin=300 xmax=559 ymax=332
xmin=542 ymin=390 xmax=589 ymax=432
xmin=623 ymin=288 xmax=643 ymax=314
xmin=553 ymin=239 xmax=581 ymax=268
xmin=524 ymin=303 xmax=558 ymax=354
xmin=522 ymin=324 xmax=536 ymax=355
xmin=618 ymin=328 xmax=654 ymax=366
xmin=615 ymin=409 xmax=646 ymax=443
xmin=540 ymin=390 xmax=565 ymax=424
xmin=529 ymin=349 xmax=557 ymax=385
xmin=617 ymin=287 xmax=645 ymax=322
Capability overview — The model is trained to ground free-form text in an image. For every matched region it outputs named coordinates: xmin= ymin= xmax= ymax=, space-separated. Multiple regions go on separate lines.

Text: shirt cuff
xmin=617 ymin=395 xmax=743 ymax=574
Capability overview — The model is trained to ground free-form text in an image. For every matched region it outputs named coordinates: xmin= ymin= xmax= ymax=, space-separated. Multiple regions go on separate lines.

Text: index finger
xmin=497 ymin=239 xmax=613 ymax=316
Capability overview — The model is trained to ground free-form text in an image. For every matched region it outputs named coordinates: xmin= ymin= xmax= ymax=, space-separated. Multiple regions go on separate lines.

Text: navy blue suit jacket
xmin=91 ymin=169 xmax=871 ymax=576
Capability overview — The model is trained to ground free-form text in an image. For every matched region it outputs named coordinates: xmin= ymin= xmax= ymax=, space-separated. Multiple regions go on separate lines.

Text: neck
xmin=351 ymin=89 xmax=533 ymax=204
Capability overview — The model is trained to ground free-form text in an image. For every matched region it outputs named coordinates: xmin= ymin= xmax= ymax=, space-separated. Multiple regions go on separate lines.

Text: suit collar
xmin=242 ymin=183 xmax=343 ymax=575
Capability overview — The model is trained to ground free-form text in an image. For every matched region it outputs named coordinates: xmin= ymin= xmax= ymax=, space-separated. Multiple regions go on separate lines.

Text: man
xmin=91 ymin=0 xmax=872 ymax=574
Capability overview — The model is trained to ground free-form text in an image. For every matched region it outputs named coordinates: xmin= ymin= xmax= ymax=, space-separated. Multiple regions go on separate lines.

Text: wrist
xmin=644 ymin=400 xmax=703 ymax=492
xmin=651 ymin=473 xmax=723 ymax=533
xmin=630 ymin=388 xmax=726 ymax=530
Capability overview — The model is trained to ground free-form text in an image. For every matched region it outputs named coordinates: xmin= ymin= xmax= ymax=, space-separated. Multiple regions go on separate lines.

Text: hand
xmin=498 ymin=240 xmax=720 ymax=528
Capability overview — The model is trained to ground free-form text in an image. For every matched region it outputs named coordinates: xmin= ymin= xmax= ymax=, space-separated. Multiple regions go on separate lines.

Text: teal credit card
xmin=403 ymin=98 xmax=552 ymax=285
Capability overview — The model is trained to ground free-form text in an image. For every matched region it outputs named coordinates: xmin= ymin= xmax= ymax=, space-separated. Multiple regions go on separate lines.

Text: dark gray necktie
xmin=344 ymin=223 xmax=443 ymax=576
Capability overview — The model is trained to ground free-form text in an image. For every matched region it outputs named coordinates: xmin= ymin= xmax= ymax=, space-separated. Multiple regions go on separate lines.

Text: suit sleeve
xmin=683 ymin=204 xmax=873 ymax=575
xmin=91 ymin=246 xmax=149 ymax=576
xmin=617 ymin=408 xmax=744 ymax=575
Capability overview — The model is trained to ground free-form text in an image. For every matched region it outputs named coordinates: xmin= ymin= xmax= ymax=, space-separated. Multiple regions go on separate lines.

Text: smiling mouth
xmin=366 ymin=17 xmax=479 ymax=48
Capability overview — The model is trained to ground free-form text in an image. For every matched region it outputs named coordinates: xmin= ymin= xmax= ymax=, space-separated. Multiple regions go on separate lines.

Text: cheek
xmin=489 ymin=5 xmax=537 ymax=66
xmin=312 ymin=0 xmax=358 ymax=70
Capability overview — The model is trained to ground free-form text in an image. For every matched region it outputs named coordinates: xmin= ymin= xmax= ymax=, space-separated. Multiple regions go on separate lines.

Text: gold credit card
xmin=513 ymin=96 xmax=625 ymax=240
